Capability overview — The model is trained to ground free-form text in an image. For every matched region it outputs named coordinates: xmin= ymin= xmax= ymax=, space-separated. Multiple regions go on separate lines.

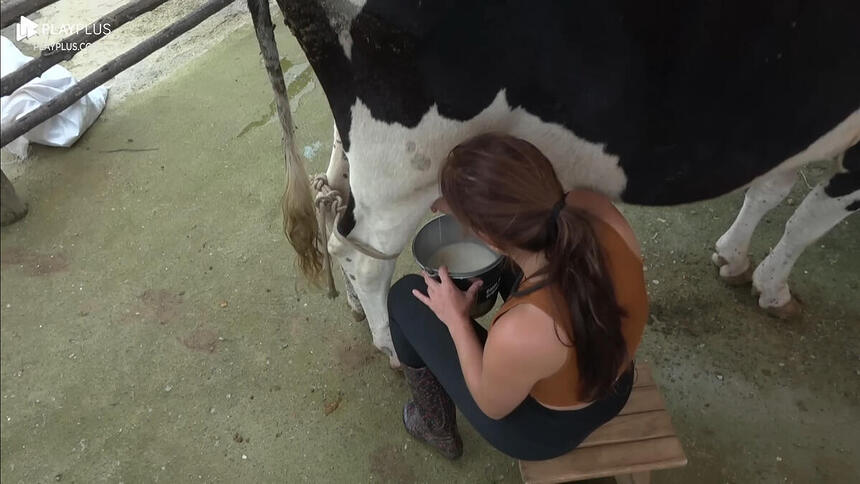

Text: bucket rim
xmin=412 ymin=214 xmax=504 ymax=279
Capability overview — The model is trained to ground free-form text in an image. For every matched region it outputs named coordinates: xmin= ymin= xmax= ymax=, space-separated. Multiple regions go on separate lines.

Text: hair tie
xmin=546 ymin=192 xmax=568 ymax=244
xmin=550 ymin=192 xmax=568 ymax=221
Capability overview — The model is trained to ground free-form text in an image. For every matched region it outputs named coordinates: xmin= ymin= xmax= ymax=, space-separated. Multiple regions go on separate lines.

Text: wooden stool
xmin=518 ymin=363 xmax=687 ymax=484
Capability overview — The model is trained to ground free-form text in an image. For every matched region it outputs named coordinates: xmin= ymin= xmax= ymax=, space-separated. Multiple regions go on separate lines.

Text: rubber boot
xmin=402 ymin=365 xmax=463 ymax=459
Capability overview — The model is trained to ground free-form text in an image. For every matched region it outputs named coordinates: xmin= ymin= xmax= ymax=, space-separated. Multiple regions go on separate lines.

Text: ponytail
xmin=545 ymin=206 xmax=628 ymax=401
xmin=438 ymin=132 xmax=629 ymax=400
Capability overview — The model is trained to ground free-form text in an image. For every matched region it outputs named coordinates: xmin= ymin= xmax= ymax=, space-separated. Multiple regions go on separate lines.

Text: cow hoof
xmin=712 ymin=253 xmax=753 ymax=286
xmin=763 ymin=296 xmax=803 ymax=320
xmin=351 ymin=309 xmax=366 ymax=322
xmin=384 ymin=348 xmax=401 ymax=369
xmin=722 ymin=264 xmax=754 ymax=286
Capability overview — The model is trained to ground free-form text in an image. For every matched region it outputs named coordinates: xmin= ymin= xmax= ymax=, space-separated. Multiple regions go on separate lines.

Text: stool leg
xmin=615 ymin=471 xmax=651 ymax=484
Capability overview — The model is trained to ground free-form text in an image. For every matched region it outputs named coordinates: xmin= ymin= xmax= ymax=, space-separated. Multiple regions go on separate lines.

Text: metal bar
xmin=0 ymin=0 xmax=61 ymax=29
xmin=1 ymin=0 xmax=172 ymax=97
xmin=0 ymin=0 xmax=235 ymax=148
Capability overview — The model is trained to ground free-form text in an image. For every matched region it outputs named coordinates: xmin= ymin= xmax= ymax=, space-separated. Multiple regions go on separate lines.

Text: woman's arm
xmin=449 ymin=304 xmax=567 ymax=419
xmin=411 ymin=267 xmax=565 ymax=419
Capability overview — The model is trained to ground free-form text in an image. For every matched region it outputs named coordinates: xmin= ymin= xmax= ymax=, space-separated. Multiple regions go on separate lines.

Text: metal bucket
xmin=412 ymin=214 xmax=505 ymax=318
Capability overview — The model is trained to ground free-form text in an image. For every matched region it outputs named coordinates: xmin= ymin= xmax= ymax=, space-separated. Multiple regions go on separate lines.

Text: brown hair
xmin=440 ymin=133 xmax=628 ymax=401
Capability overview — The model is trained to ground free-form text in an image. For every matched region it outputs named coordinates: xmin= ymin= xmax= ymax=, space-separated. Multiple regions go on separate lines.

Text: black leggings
xmin=387 ymin=273 xmax=633 ymax=461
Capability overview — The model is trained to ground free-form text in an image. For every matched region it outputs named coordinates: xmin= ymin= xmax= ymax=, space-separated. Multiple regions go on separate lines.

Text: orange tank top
xmin=490 ymin=217 xmax=649 ymax=407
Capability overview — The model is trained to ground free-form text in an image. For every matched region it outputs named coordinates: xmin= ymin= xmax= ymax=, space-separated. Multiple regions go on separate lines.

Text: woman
xmin=387 ymin=133 xmax=649 ymax=460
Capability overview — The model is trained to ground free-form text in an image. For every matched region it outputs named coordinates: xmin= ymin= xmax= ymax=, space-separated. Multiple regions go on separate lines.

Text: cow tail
xmin=249 ymin=0 xmax=323 ymax=282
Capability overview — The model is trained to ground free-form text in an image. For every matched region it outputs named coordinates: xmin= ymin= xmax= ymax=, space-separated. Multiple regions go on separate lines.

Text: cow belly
xmin=345 ymin=89 xmax=628 ymax=207
xmin=344 ymin=93 xmax=859 ymax=210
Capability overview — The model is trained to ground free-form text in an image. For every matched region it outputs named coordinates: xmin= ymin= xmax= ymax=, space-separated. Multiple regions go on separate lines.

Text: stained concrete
xmin=1 ymin=14 xmax=858 ymax=484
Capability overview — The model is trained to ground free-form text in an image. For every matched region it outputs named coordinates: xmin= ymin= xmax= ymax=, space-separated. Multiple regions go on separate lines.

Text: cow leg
xmin=713 ymin=170 xmax=797 ymax=284
xmin=328 ymin=193 xmax=433 ymax=369
xmin=752 ymin=153 xmax=859 ymax=318
xmin=331 ymin=246 xmax=398 ymax=367
xmin=340 ymin=265 xmax=365 ymax=321
xmin=323 ymin=123 xmax=365 ymax=320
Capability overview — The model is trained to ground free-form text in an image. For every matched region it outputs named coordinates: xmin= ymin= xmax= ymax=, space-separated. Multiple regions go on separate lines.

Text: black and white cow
xmin=249 ymin=0 xmax=859 ymax=366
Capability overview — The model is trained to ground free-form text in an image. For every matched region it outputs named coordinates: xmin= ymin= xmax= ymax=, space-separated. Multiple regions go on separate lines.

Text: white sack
xmin=1 ymin=35 xmax=108 ymax=159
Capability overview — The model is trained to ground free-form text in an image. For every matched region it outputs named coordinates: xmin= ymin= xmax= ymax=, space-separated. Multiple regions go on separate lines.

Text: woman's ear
xmin=430 ymin=197 xmax=451 ymax=214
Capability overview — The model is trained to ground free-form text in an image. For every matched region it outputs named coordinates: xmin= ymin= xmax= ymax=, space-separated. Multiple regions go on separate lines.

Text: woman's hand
xmin=412 ymin=266 xmax=482 ymax=329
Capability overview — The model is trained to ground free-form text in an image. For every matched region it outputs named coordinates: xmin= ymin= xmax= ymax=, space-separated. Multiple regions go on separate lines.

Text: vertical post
xmin=1 ymin=170 xmax=28 ymax=225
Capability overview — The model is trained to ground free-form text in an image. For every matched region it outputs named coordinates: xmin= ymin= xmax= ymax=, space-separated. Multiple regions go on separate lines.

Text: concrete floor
xmin=1 ymin=14 xmax=858 ymax=484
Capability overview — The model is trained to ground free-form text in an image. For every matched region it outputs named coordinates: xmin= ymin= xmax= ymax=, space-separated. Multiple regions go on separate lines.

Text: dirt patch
xmin=179 ymin=327 xmax=219 ymax=353
xmin=323 ymin=392 xmax=343 ymax=415
xmin=368 ymin=445 xmax=415 ymax=483
xmin=138 ymin=289 xmax=183 ymax=324
xmin=0 ymin=248 xmax=69 ymax=275
xmin=337 ymin=340 xmax=377 ymax=372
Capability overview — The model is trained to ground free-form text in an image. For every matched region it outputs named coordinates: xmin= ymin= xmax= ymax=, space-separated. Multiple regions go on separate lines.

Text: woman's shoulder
xmin=495 ymin=301 xmax=555 ymax=333
xmin=489 ymin=302 xmax=569 ymax=375
xmin=566 ymin=189 xmax=642 ymax=259
xmin=492 ymin=298 xmax=568 ymax=350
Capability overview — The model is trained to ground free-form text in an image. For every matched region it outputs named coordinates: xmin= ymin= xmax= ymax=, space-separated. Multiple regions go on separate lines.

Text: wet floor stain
xmin=236 ymin=58 xmax=315 ymax=138
xmin=236 ymin=99 xmax=276 ymax=138
xmin=0 ymin=248 xmax=69 ymax=275
xmin=282 ymin=60 xmax=316 ymax=99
